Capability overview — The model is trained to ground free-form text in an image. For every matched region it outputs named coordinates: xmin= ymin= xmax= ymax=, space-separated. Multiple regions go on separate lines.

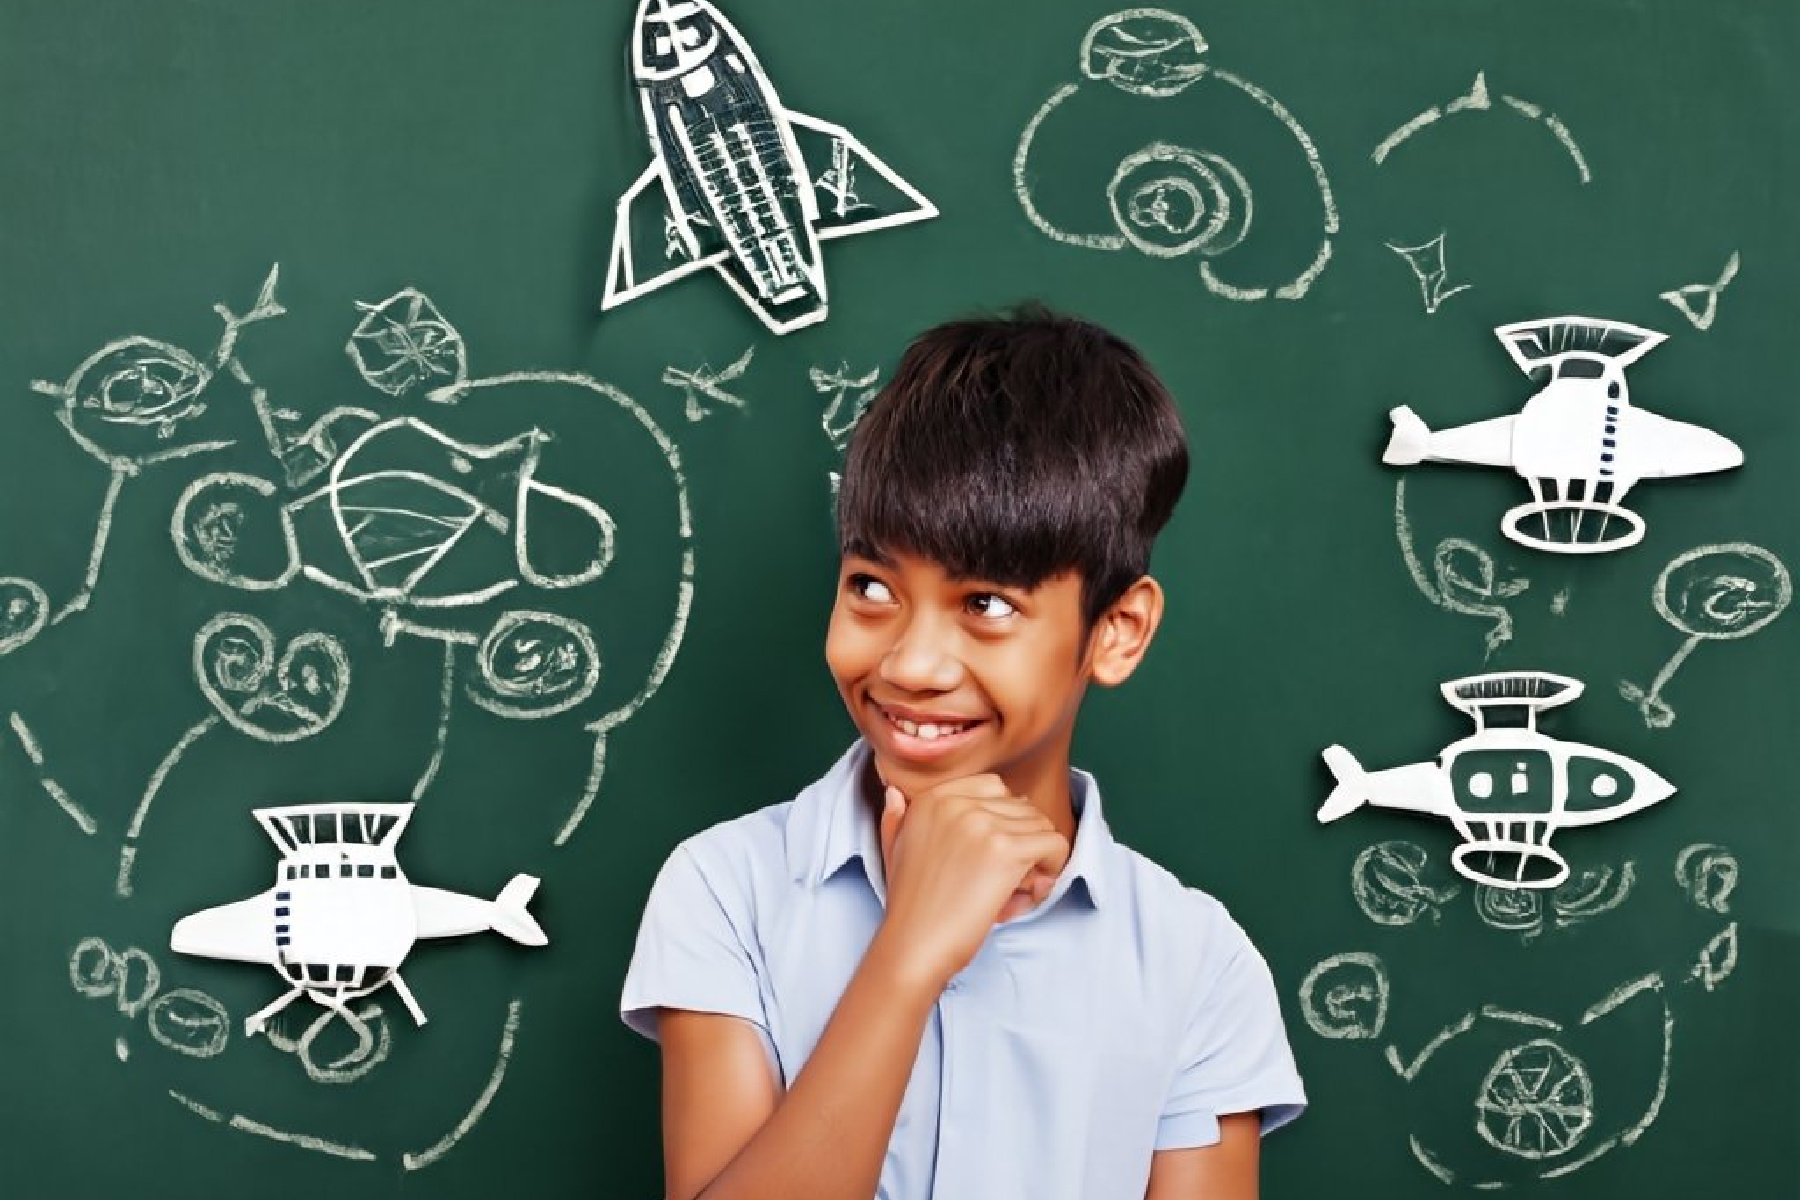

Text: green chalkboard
xmin=3 ymin=0 xmax=1797 ymax=1196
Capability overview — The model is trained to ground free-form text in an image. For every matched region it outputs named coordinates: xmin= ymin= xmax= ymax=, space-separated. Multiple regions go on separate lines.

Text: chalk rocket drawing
xmin=602 ymin=0 xmax=938 ymax=334
xmin=172 ymin=802 xmax=546 ymax=1035
xmin=1383 ymin=317 xmax=1743 ymax=554
xmin=1319 ymin=671 xmax=1673 ymax=889
xmin=1014 ymin=9 xmax=1338 ymax=302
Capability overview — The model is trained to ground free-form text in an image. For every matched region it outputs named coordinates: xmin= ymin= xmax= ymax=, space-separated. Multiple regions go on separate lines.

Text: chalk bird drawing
xmin=602 ymin=0 xmax=937 ymax=334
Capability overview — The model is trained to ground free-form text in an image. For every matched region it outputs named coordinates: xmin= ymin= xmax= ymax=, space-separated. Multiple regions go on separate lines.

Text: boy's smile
xmin=825 ymin=550 xmax=1095 ymax=817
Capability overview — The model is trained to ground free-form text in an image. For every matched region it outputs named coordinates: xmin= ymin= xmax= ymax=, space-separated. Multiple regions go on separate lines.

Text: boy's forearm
xmin=693 ymin=931 xmax=941 ymax=1200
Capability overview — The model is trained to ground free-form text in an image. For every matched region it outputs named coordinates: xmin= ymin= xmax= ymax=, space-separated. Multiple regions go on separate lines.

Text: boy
xmin=621 ymin=307 xmax=1305 ymax=1200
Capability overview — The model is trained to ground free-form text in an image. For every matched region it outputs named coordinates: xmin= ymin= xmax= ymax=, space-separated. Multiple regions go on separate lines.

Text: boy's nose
xmin=879 ymin=621 xmax=963 ymax=693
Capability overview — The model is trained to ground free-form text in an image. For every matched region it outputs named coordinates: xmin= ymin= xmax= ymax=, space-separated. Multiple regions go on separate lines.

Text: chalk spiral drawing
xmin=1014 ymin=9 xmax=1338 ymax=301
xmin=1372 ymin=73 xmax=1591 ymax=184
xmin=1472 ymin=862 xmax=1637 ymax=942
xmin=2 ymin=266 xmax=284 ymax=652
xmin=1660 ymin=252 xmax=1740 ymax=332
xmin=1620 ymin=543 xmax=1791 ymax=728
xmin=1394 ymin=479 xmax=1529 ymax=658
xmin=1387 ymin=232 xmax=1472 ymax=314
xmin=170 ymin=287 xmax=694 ymax=847
xmin=662 ymin=347 xmax=755 ymax=423
xmin=1302 ymin=844 xmax=1741 ymax=1186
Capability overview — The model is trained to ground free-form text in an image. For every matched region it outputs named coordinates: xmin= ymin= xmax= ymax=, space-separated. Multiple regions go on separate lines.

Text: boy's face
xmin=825 ymin=550 xmax=1095 ymax=802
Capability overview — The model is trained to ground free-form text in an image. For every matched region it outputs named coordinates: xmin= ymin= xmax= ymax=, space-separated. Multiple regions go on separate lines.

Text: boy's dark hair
xmin=836 ymin=304 xmax=1189 ymax=629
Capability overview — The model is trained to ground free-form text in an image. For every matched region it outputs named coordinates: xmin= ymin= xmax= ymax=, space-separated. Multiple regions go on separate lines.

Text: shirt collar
xmin=785 ymin=740 xmax=1112 ymax=910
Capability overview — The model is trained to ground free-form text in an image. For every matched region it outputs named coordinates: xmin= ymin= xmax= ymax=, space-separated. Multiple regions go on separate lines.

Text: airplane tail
xmin=492 ymin=874 xmax=549 ymax=947
xmin=1318 ymin=745 xmax=1370 ymax=823
xmin=1383 ymin=406 xmax=1433 ymax=466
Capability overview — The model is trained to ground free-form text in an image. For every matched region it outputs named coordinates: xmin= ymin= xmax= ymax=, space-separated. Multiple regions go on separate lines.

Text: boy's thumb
xmin=879 ymin=785 xmax=906 ymax=848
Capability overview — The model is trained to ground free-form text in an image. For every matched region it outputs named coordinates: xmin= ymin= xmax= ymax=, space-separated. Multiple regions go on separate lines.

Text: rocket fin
xmin=603 ymin=160 xmax=728 ymax=311
xmin=787 ymin=112 xmax=938 ymax=241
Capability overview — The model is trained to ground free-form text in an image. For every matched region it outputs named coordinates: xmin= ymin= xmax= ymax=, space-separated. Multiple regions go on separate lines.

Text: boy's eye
xmin=966 ymin=593 xmax=1017 ymax=619
xmin=848 ymin=574 xmax=895 ymax=604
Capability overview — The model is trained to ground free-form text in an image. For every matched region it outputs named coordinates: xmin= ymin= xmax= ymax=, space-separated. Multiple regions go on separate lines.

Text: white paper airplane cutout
xmin=602 ymin=0 xmax=938 ymax=335
xmin=171 ymin=803 xmax=547 ymax=1035
xmin=1319 ymin=671 xmax=1673 ymax=890
xmin=1384 ymin=316 xmax=1743 ymax=553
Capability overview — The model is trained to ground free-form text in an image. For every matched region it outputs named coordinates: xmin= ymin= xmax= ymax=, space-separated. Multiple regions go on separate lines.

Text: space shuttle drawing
xmin=172 ymin=803 xmax=547 ymax=1036
xmin=603 ymin=0 xmax=938 ymax=334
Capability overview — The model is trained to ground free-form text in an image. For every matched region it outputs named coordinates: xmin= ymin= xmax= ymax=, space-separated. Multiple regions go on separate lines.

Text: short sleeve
xmin=619 ymin=842 xmax=774 ymax=1066
xmin=1156 ymin=919 xmax=1307 ymax=1150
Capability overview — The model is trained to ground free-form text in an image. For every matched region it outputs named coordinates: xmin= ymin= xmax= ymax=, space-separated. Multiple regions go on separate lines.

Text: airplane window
xmin=1557 ymin=359 xmax=1605 ymax=380
xmin=285 ymin=866 xmax=295 ymax=880
xmin=680 ymin=26 xmax=703 ymax=47
xmin=1607 ymin=381 xmax=1621 ymax=399
xmin=309 ymin=964 xmax=330 ymax=983
xmin=1469 ymin=771 xmax=1493 ymax=800
xmin=335 ymin=965 xmax=354 ymax=983
xmin=340 ymin=863 xmax=353 ymax=878
xmin=1591 ymin=773 xmax=1619 ymax=798
xmin=654 ymin=34 xmax=671 ymax=55
xmin=357 ymin=864 xmax=374 ymax=878
xmin=380 ymin=866 xmax=397 ymax=879
xmin=1511 ymin=764 xmax=1531 ymax=795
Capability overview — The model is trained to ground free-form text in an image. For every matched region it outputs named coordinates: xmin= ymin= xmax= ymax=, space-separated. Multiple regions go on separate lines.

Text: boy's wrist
xmin=861 ymin=926 xmax=952 ymax=1005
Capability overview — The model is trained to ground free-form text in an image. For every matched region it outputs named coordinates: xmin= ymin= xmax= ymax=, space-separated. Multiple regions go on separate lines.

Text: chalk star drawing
xmin=1620 ymin=542 xmax=1790 ymax=728
xmin=6 ymin=265 xmax=284 ymax=646
xmin=1014 ymin=9 xmax=1338 ymax=302
xmin=1373 ymin=72 xmax=1591 ymax=184
xmin=1660 ymin=252 xmax=1740 ymax=331
xmin=662 ymin=347 xmax=755 ymax=423
xmin=1387 ymin=232 xmax=1473 ymax=314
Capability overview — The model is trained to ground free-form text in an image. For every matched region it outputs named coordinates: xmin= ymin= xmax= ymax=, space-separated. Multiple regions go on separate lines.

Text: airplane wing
xmin=602 ymin=161 xmax=729 ymax=311
xmin=171 ymin=892 xmax=277 ymax=966
xmin=1618 ymin=406 xmax=1743 ymax=479
xmin=413 ymin=875 xmax=547 ymax=947
xmin=1385 ymin=406 xmax=1517 ymax=468
xmin=787 ymin=112 xmax=938 ymax=241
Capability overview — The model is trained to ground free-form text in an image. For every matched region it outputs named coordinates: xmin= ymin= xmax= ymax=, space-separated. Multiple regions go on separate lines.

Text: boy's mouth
xmin=869 ymin=699 xmax=987 ymax=759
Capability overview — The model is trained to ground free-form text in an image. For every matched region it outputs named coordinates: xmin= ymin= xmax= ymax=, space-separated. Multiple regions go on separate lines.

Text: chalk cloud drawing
xmin=70 ymin=937 xmax=231 ymax=1062
xmin=1352 ymin=840 xmax=1461 ymax=926
xmin=1661 ymin=252 xmax=1740 ymax=332
xmin=1385 ymin=317 xmax=1743 ymax=554
xmin=3 ymin=266 xmax=283 ymax=650
xmin=1373 ymin=72 xmax=1591 ymax=184
xmin=1395 ymin=479 xmax=1529 ymax=658
xmin=171 ymin=802 xmax=547 ymax=1035
xmin=602 ymin=0 xmax=938 ymax=334
xmin=662 ymin=347 xmax=754 ymax=423
xmin=1305 ymin=844 xmax=1741 ymax=1187
xmin=170 ymin=286 xmax=694 ymax=848
xmin=1620 ymin=543 xmax=1790 ymax=728
xmin=1388 ymin=232 xmax=1472 ymax=314
xmin=1320 ymin=671 xmax=1673 ymax=889
xmin=1014 ymin=9 xmax=1338 ymax=301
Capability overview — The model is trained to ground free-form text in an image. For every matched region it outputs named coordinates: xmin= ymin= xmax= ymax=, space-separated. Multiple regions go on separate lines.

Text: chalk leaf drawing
xmin=1395 ymin=479 xmax=1529 ymax=658
xmin=1320 ymin=671 xmax=1672 ymax=889
xmin=1385 ymin=316 xmax=1743 ymax=554
xmin=1660 ymin=252 xmax=1740 ymax=332
xmin=1373 ymin=72 xmax=1591 ymax=184
xmin=1620 ymin=543 xmax=1790 ymax=728
xmin=6 ymin=266 xmax=283 ymax=643
xmin=662 ymin=347 xmax=754 ymax=423
xmin=1015 ymin=9 xmax=1338 ymax=302
xmin=602 ymin=0 xmax=937 ymax=334
xmin=1387 ymin=232 xmax=1472 ymax=314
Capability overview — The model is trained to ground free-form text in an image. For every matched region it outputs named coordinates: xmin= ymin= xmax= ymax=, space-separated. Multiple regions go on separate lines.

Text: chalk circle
xmin=1352 ymin=840 xmax=1456 ymax=926
xmin=0 ymin=576 xmax=50 ymax=655
xmin=1079 ymin=9 xmax=1210 ymax=98
xmin=69 ymin=937 xmax=161 ymax=1017
xmin=1454 ymin=840 xmax=1568 ymax=891
xmin=1107 ymin=144 xmax=1251 ymax=259
xmin=1476 ymin=1038 xmax=1594 ymax=1159
xmin=1655 ymin=543 xmax=1791 ymax=640
xmin=267 ymin=1001 xmax=390 ymax=1084
xmin=1474 ymin=883 xmax=1541 ymax=932
xmin=194 ymin=613 xmax=351 ymax=742
xmin=469 ymin=610 xmax=600 ymax=719
xmin=172 ymin=472 xmax=301 ymax=590
xmin=148 ymin=988 xmax=231 ymax=1058
xmin=1298 ymin=952 xmax=1389 ymax=1040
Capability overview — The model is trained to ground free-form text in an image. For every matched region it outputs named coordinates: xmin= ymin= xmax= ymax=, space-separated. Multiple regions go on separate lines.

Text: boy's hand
xmin=875 ymin=775 xmax=1070 ymax=989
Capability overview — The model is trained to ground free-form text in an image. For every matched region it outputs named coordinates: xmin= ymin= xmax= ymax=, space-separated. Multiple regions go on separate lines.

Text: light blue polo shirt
xmin=621 ymin=742 xmax=1305 ymax=1199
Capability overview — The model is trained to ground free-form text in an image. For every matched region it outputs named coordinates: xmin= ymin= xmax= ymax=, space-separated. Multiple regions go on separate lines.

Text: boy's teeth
xmin=889 ymin=713 xmax=971 ymax=740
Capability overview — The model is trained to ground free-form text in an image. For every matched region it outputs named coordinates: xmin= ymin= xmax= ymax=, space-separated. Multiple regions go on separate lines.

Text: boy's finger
xmin=879 ymin=785 xmax=908 ymax=866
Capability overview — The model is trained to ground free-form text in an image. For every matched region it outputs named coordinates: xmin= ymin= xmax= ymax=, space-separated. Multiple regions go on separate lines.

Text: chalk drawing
xmin=148 ymin=988 xmax=233 ymax=1058
xmin=1661 ymin=252 xmax=1740 ymax=332
xmin=1675 ymin=843 xmax=1737 ymax=913
xmin=1473 ymin=862 xmax=1637 ymax=940
xmin=10 ymin=266 xmax=283 ymax=638
xmin=70 ymin=937 xmax=230 ymax=1059
xmin=813 ymin=362 xmax=882 ymax=450
xmin=346 ymin=288 xmax=468 ymax=398
xmin=8 ymin=712 xmax=97 ymax=834
xmin=1014 ymin=9 xmax=1337 ymax=302
xmin=1373 ymin=73 xmax=1591 ymax=184
xmin=1551 ymin=587 xmax=1571 ymax=616
xmin=1387 ymin=232 xmax=1472 ymax=314
xmin=228 ymin=1114 xmax=378 ymax=1162
xmin=1394 ymin=480 xmax=1528 ymax=658
xmin=1620 ymin=543 xmax=1790 ymax=727
xmin=402 ymin=997 xmax=524 ymax=1170
xmin=662 ymin=347 xmax=754 ymax=423
xmin=1351 ymin=840 xmax=1460 ymax=926
xmin=1475 ymin=1037 xmax=1595 ymax=1158
xmin=603 ymin=0 xmax=937 ymax=334
xmin=1298 ymin=952 xmax=1389 ymax=1039
xmin=264 ymin=1000 xmax=392 ymax=1084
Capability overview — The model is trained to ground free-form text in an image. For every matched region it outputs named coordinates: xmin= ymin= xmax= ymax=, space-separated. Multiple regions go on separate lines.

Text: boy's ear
xmin=1087 ymin=576 xmax=1164 ymax=688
